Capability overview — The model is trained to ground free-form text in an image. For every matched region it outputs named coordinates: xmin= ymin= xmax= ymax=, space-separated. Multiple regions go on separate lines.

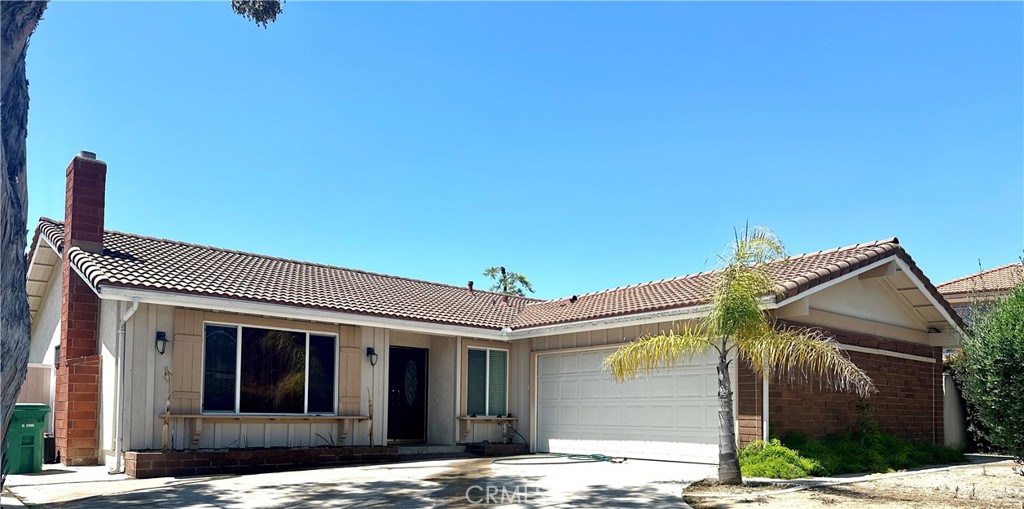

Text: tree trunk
xmin=717 ymin=350 xmax=742 ymax=484
xmin=1 ymin=0 xmax=49 ymax=486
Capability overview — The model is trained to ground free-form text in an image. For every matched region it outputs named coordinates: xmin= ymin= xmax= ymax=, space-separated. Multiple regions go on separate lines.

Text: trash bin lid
xmin=13 ymin=403 xmax=50 ymax=411
xmin=13 ymin=403 xmax=50 ymax=418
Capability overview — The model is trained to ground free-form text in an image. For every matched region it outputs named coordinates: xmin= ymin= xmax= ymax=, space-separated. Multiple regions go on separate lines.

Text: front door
xmin=387 ymin=346 xmax=428 ymax=442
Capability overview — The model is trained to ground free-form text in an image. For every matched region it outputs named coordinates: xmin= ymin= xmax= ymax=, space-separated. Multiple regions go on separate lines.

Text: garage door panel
xmin=676 ymin=373 xmax=706 ymax=397
xmin=648 ymin=375 xmax=675 ymax=397
xmin=560 ymin=355 xmax=579 ymax=373
xmin=539 ymin=356 xmax=561 ymax=375
xmin=580 ymin=351 xmax=606 ymax=372
xmin=705 ymin=375 xmax=719 ymax=397
xmin=540 ymin=404 xmax=560 ymax=425
xmin=559 ymin=406 xmax=578 ymax=425
xmin=674 ymin=403 xmax=706 ymax=428
xmin=537 ymin=349 xmax=720 ymax=464
xmin=706 ymin=406 xmax=720 ymax=428
xmin=559 ymin=380 xmax=579 ymax=399
xmin=539 ymin=380 xmax=560 ymax=401
xmin=580 ymin=378 xmax=602 ymax=399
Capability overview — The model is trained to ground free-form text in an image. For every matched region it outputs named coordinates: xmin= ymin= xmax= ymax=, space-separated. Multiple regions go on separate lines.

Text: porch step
xmin=396 ymin=444 xmax=470 ymax=460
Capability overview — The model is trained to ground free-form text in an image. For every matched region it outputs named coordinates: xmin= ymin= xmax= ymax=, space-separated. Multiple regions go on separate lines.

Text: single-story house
xmin=937 ymin=263 xmax=1023 ymax=322
xmin=24 ymin=152 xmax=964 ymax=477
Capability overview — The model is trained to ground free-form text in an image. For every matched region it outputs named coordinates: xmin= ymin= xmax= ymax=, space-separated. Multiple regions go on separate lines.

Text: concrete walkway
xmin=4 ymin=456 xmax=715 ymax=508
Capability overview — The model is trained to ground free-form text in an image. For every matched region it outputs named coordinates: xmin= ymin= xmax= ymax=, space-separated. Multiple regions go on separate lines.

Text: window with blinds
xmin=466 ymin=348 xmax=508 ymax=416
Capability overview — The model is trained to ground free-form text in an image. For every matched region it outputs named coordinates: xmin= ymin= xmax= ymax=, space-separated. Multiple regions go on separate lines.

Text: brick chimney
xmin=54 ymin=151 xmax=106 ymax=466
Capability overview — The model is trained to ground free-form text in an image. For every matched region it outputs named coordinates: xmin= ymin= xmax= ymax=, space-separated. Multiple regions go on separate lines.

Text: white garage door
xmin=536 ymin=348 xmax=721 ymax=464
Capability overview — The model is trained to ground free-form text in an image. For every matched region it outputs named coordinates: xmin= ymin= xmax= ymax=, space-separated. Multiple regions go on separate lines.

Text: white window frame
xmin=200 ymin=321 xmax=339 ymax=416
xmin=467 ymin=346 xmax=509 ymax=417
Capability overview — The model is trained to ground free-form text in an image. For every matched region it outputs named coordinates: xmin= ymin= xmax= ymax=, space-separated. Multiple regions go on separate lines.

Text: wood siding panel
xmin=161 ymin=309 xmax=372 ymax=450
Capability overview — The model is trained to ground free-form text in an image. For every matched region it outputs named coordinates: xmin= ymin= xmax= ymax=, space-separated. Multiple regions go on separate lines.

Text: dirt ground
xmin=686 ymin=461 xmax=1024 ymax=509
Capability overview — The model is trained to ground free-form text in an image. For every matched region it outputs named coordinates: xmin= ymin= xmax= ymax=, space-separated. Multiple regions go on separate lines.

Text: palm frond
xmin=738 ymin=325 xmax=876 ymax=398
xmin=707 ymin=225 xmax=788 ymax=338
xmin=602 ymin=322 xmax=716 ymax=382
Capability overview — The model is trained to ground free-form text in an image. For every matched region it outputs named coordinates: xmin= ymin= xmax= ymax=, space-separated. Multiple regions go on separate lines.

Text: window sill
xmin=160 ymin=414 xmax=368 ymax=422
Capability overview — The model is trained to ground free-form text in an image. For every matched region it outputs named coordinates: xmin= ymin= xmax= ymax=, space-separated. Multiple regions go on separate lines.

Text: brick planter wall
xmin=740 ymin=324 xmax=943 ymax=446
xmin=465 ymin=443 xmax=528 ymax=457
xmin=124 ymin=446 xmax=399 ymax=479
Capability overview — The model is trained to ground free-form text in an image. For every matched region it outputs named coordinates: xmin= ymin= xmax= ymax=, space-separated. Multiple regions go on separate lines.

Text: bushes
xmin=777 ymin=431 xmax=966 ymax=477
xmin=740 ymin=401 xmax=966 ymax=479
xmin=955 ymin=283 xmax=1024 ymax=460
xmin=738 ymin=439 xmax=823 ymax=479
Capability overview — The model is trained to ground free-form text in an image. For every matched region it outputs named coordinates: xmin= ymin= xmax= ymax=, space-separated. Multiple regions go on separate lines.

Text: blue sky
xmin=25 ymin=2 xmax=1023 ymax=300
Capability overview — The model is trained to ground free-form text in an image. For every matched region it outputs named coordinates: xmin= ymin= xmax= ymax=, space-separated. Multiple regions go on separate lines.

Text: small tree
xmin=957 ymin=282 xmax=1024 ymax=461
xmin=483 ymin=266 xmax=535 ymax=297
xmin=603 ymin=226 xmax=875 ymax=485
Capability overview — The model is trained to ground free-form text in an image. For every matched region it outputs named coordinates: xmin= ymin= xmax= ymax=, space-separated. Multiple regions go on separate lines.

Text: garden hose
xmin=492 ymin=422 xmax=626 ymax=464
xmin=492 ymin=452 xmax=627 ymax=465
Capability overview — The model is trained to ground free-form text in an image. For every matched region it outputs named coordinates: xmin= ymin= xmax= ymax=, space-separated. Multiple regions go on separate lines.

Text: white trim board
xmin=839 ymin=344 xmax=936 ymax=364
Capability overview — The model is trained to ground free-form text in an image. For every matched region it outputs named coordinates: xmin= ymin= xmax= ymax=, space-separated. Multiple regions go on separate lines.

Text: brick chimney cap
xmin=77 ymin=151 xmax=97 ymax=160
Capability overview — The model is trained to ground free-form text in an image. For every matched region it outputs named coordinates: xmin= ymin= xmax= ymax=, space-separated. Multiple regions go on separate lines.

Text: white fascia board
xmin=506 ymin=304 xmax=713 ymax=339
xmin=892 ymin=258 xmax=965 ymax=336
xmin=772 ymin=256 xmax=896 ymax=310
xmin=97 ymin=286 xmax=510 ymax=341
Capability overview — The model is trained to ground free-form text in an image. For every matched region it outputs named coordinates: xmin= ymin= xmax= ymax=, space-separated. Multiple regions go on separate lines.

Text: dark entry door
xmin=387 ymin=347 xmax=428 ymax=442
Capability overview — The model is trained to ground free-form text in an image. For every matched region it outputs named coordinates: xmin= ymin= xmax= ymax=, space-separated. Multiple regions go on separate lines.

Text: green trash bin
xmin=5 ymin=403 xmax=50 ymax=474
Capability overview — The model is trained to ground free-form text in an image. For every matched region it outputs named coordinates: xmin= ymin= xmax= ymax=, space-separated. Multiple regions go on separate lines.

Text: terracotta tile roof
xmin=937 ymin=263 xmax=1024 ymax=296
xmin=36 ymin=218 xmax=962 ymax=332
xmin=511 ymin=238 xmax=958 ymax=329
xmin=36 ymin=218 xmax=536 ymax=330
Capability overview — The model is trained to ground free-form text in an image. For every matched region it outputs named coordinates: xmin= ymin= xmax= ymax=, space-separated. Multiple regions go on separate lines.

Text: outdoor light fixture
xmin=155 ymin=331 xmax=169 ymax=355
xmin=366 ymin=347 xmax=378 ymax=367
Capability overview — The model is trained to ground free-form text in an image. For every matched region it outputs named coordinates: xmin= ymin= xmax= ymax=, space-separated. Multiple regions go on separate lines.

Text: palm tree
xmin=483 ymin=266 xmax=535 ymax=297
xmin=603 ymin=226 xmax=876 ymax=485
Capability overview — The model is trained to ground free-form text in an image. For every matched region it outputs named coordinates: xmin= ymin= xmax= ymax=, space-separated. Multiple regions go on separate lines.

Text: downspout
xmin=109 ymin=297 xmax=139 ymax=474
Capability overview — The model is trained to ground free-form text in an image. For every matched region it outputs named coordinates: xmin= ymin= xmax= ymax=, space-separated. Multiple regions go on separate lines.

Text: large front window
xmin=202 ymin=323 xmax=337 ymax=414
xmin=467 ymin=348 xmax=508 ymax=416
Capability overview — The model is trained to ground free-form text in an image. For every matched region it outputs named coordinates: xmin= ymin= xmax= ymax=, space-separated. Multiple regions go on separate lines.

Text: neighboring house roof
xmin=33 ymin=217 xmax=963 ymax=333
xmin=937 ymin=262 xmax=1024 ymax=297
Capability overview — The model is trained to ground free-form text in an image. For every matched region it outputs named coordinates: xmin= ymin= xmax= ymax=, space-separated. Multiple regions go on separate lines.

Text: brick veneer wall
xmin=736 ymin=364 xmax=763 ymax=446
xmin=54 ymin=153 xmax=107 ymax=466
xmin=124 ymin=447 xmax=400 ymax=479
xmin=760 ymin=324 xmax=943 ymax=445
xmin=54 ymin=356 xmax=101 ymax=465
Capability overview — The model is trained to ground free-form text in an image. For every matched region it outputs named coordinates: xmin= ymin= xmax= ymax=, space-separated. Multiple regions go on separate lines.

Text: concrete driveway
xmin=4 ymin=456 xmax=715 ymax=508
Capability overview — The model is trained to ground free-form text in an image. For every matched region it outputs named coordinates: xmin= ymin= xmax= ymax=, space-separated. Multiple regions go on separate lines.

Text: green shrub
xmin=955 ymin=283 xmax=1024 ymax=460
xmin=778 ymin=431 xmax=967 ymax=476
xmin=738 ymin=439 xmax=824 ymax=479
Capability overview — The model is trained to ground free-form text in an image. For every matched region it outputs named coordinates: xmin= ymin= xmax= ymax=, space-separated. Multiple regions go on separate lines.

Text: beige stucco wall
xmin=804 ymin=278 xmax=927 ymax=333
